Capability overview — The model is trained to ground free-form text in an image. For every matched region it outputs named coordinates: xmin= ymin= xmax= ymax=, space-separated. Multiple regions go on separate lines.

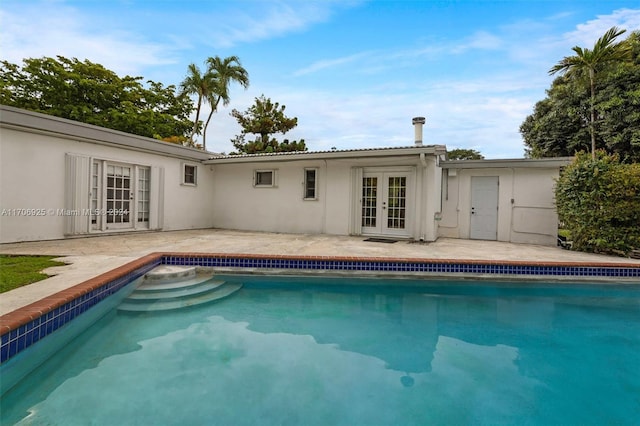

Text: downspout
xmin=509 ymin=167 xmax=515 ymax=243
xmin=322 ymin=159 xmax=328 ymax=234
xmin=419 ymin=153 xmax=428 ymax=241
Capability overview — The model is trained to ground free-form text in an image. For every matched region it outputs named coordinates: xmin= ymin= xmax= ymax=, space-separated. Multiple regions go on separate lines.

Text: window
xmin=304 ymin=168 xmax=318 ymax=200
xmin=254 ymin=170 xmax=275 ymax=187
xmin=90 ymin=160 xmax=102 ymax=230
xmin=182 ymin=163 xmax=197 ymax=186
xmin=138 ymin=166 xmax=150 ymax=223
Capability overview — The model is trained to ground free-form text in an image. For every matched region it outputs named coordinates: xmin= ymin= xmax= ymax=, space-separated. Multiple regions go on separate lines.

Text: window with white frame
xmin=182 ymin=163 xmax=197 ymax=186
xmin=304 ymin=168 xmax=318 ymax=200
xmin=254 ymin=169 xmax=276 ymax=187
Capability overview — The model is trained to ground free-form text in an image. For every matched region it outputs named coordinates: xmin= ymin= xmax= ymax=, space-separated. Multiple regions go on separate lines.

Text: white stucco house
xmin=0 ymin=105 xmax=570 ymax=245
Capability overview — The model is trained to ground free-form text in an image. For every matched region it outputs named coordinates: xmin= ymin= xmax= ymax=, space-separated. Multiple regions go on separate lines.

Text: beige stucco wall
xmin=210 ymin=154 xmax=442 ymax=240
xmin=0 ymin=127 xmax=215 ymax=243
xmin=210 ymin=160 xmax=334 ymax=234
xmin=438 ymin=166 xmax=560 ymax=245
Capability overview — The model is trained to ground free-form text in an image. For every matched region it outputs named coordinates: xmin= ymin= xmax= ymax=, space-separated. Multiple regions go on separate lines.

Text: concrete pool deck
xmin=2 ymin=228 xmax=640 ymax=315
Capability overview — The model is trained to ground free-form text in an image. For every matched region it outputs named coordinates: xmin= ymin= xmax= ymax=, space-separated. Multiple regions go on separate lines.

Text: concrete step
xmin=136 ymin=276 xmax=220 ymax=291
xmin=118 ymin=283 xmax=242 ymax=312
xmin=127 ymin=280 xmax=226 ymax=301
xmin=144 ymin=265 xmax=197 ymax=282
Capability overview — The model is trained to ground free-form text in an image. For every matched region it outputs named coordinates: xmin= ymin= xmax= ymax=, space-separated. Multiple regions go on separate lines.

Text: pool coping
xmin=2 ymin=252 xmax=640 ymax=364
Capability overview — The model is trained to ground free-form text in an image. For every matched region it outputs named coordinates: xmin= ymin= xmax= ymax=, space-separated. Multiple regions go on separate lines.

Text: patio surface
xmin=1 ymin=228 xmax=639 ymax=315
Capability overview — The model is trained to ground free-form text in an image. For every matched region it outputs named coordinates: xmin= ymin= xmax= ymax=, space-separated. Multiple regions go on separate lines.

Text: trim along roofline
xmin=0 ymin=105 xmax=213 ymax=161
xmin=204 ymin=145 xmax=448 ymax=164
xmin=441 ymin=157 xmax=573 ymax=169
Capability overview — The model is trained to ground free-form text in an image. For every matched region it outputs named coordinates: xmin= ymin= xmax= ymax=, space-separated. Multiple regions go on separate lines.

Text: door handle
xmin=471 ymin=207 xmax=475 ymax=215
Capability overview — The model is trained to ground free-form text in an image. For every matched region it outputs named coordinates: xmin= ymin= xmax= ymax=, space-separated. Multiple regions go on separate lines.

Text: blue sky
xmin=1 ymin=1 xmax=639 ymax=157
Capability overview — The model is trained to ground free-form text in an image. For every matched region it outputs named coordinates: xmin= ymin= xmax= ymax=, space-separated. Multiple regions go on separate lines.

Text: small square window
xmin=182 ymin=163 xmax=197 ymax=186
xmin=304 ymin=168 xmax=317 ymax=200
xmin=254 ymin=170 xmax=275 ymax=187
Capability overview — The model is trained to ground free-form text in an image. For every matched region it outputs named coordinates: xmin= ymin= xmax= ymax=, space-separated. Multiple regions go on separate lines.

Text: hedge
xmin=555 ymin=151 xmax=640 ymax=255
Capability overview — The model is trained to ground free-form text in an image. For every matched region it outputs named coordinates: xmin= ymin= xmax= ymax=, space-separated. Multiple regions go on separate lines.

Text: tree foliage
xmin=230 ymin=95 xmax=306 ymax=154
xmin=447 ymin=148 xmax=484 ymax=160
xmin=180 ymin=63 xmax=211 ymax=145
xmin=521 ymin=30 xmax=639 ymax=162
xmin=555 ymin=151 xmax=640 ymax=255
xmin=548 ymin=27 xmax=632 ymax=158
xmin=202 ymin=56 xmax=249 ymax=150
xmin=180 ymin=56 xmax=249 ymax=150
xmin=0 ymin=56 xmax=194 ymax=141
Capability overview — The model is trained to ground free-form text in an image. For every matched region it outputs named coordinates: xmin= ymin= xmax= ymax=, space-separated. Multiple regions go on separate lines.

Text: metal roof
xmin=204 ymin=145 xmax=447 ymax=163
xmin=441 ymin=157 xmax=573 ymax=169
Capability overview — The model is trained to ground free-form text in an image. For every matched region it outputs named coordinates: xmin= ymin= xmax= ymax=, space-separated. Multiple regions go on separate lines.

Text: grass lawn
xmin=0 ymin=255 xmax=67 ymax=293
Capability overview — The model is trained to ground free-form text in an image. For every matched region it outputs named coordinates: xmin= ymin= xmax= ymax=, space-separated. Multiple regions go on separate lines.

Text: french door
xmin=362 ymin=172 xmax=412 ymax=237
xmin=91 ymin=161 xmax=150 ymax=231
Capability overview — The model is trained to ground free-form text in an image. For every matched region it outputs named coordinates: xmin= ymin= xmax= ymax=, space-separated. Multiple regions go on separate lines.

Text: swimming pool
xmin=2 ymin=274 xmax=639 ymax=425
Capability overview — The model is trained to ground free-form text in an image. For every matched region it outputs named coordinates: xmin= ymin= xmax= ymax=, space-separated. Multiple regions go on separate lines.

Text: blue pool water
xmin=2 ymin=276 xmax=639 ymax=425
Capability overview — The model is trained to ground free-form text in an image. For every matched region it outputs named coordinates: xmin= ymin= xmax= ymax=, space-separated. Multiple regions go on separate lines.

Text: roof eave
xmin=203 ymin=145 xmax=446 ymax=164
xmin=441 ymin=157 xmax=573 ymax=169
xmin=0 ymin=105 xmax=214 ymax=161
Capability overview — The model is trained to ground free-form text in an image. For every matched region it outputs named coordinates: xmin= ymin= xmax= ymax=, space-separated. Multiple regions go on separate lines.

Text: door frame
xmin=469 ymin=175 xmax=499 ymax=240
xmin=90 ymin=159 xmax=156 ymax=232
xmin=355 ymin=166 xmax=416 ymax=238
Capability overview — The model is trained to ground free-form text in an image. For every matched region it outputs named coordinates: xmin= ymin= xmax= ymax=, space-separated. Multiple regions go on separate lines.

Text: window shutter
xmin=64 ymin=153 xmax=91 ymax=235
xmin=149 ymin=166 xmax=164 ymax=230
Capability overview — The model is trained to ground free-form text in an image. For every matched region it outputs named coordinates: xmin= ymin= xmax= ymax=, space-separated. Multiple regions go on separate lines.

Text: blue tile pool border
xmin=161 ymin=254 xmax=640 ymax=278
xmin=2 ymin=252 xmax=639 ymax=364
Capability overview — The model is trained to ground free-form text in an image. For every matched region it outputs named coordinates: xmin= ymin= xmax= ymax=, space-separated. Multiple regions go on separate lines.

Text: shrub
xmin=555 ymin=151 xmax=640 ymax=255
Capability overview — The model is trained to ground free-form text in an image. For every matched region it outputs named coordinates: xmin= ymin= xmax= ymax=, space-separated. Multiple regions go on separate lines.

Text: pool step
xmin=127 ymin=279 xmax=227 ymax=300
xmin=135 ymin=275 xmax=219 ymax=291
xmin=118 ymin=266 xmax=242 ymax=312
xmin=144 ymin=265 xmax=197 ymax=282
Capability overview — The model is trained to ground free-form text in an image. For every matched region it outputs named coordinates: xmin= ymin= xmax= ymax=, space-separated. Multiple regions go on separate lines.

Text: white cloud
xmin=563 ymin=8 xmax=640 ymax=47
xmin=451 ymin=31 xmax=504 ymax=53
xmin=203 ymin=1 xmax=359 ymax=48
xmin=0 ymin=3 xmax=178 ymax=76
xmin=204 ymin=74 xmax=536 ymax=158
xmin=293 ymin=52 xmax=372 ymax=76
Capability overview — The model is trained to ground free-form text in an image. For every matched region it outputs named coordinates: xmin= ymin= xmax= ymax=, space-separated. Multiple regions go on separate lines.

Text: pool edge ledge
xmin=1 ymin=252 xmax=639 ymax=365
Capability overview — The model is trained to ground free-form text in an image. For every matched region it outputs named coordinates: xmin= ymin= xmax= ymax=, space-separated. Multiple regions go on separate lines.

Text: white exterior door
xmin=105 ymin=163 xmax=133 ymax=229
xmin=362 ymin=172 xmax=412 ymax=237
xmin=470 ymin=176 xmax=498 ymax=240
xmin=91 ymin=161 xmax=152 ymax=231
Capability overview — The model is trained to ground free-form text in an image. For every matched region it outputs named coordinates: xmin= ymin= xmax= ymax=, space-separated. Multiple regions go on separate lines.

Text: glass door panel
xmin=385 ymin=176 xmax=407 ymax=230
xmin=105 ymin=164 xmax=132 ymax=229
xmin=362 ymin=176 xmax=380 ymax=234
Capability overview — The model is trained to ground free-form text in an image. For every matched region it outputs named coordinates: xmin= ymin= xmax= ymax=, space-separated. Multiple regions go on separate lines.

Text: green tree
xmin=522 ymin=31 xmax=640 ymax=162
xmin=555 ymin=151 xmax=640 ymax=255
xmin=549 ymin=27 xmax=632 ymax=158
xmin=0 ymin=56 xmax=193 ymax=140
xmin=520 ymin=76 xmax=591 ymax=158
xmin=596 ymin=32 xmax=640 ymax=161
xmin=447 ymin=148 xmax=484 ymax=160
xmin=202 ymin=56 xmax=249 ymax=150
xmin=230 ymin=95 xmax=306 ymax=154
xmin=180 ymin=63 xmax=214 ymax=145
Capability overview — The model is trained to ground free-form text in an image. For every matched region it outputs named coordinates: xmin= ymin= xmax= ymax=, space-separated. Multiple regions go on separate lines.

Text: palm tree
xmin=201 ymin=56 xmax=250 ymax=149
xmin=549 ymin=27 xmax=631 ymax=158
xmin=180 ymin=63 xmax=215 ymax=147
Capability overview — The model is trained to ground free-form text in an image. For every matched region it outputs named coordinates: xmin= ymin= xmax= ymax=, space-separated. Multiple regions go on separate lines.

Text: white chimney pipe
xmin=412 ymin=116 xmax=426 ymax=146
